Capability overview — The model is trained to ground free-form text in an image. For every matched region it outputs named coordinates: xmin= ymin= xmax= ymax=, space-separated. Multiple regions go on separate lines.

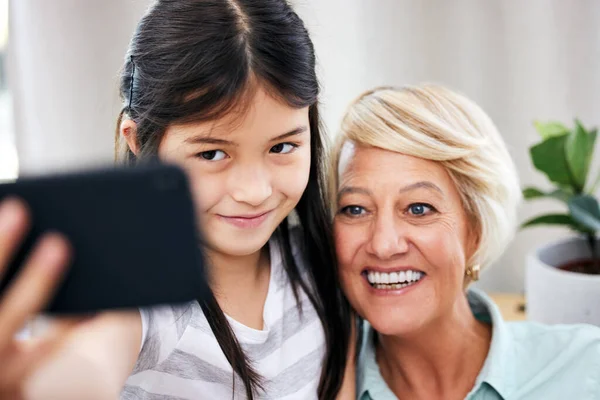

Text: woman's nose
xmin=366 ymin=214 xmax=409 ymax=260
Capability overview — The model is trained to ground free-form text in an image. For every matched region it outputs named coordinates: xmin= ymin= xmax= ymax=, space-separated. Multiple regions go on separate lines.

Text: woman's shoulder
xmin=508 ymin=319 xmax=600 ymax=364
xmin=505 ymin=321 xmax=600 ymax=395
xmin=471 ymin=288 xmax=600 ymax=355
xmin=509 ymin=319 xmax=600 ymax=348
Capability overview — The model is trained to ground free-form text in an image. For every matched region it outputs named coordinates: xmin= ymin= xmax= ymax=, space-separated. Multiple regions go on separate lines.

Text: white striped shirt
xmin=121 ymin=230 xmax=325 ymax=399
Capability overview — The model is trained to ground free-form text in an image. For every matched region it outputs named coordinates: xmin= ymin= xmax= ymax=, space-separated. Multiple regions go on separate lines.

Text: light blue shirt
xmin=357 ymin=288 xmax=600 ymax=399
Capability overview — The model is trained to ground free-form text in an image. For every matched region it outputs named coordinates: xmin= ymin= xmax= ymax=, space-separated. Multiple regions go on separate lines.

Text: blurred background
xmin=1 ymin=0 xmax=600 ymax=294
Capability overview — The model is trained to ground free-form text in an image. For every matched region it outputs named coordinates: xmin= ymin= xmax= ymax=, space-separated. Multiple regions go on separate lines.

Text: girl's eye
xmin=408 ymin=203 xmax=434 ymax=216
xmin=340 ymin=205 xmax=366 ymax=217
xmin=198 ymin=150 xmax=227 ymax=161
xmin=270 ymin=143 xmax=297 ymax=154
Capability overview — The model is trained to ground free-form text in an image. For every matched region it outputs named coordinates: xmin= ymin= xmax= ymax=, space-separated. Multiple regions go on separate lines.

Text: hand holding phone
xmin=0 ymin=164 xmax=208 ymax=315
xmin=0 ymin=198 xmax=71 ymax=399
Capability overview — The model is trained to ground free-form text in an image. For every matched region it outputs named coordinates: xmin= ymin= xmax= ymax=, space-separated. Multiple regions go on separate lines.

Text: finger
xmin=1 ymin=337 xmax=56 ymax=387
xmin=0 ymin=198 xmax=30 ymax=281
xmin=0 ymin=388 xmax=23 ymax=400
xmin=0 ymin=234 xmax=70 ymax=349
xmin=3 ymin=318 xmax=86 ymax=384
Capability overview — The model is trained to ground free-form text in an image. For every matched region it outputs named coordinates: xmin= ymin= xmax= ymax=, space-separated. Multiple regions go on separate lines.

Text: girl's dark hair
xmin=115 ymin=1 xmax=351 ymax=398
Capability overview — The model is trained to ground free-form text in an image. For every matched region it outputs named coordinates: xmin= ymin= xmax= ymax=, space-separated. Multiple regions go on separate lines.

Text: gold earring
xmin=466 ymin=264 xmax=481 ymax=281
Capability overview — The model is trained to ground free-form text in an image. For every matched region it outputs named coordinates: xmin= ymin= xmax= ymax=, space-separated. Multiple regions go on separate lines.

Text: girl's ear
xmin=120 ymin=119 xmax=140 ymax=155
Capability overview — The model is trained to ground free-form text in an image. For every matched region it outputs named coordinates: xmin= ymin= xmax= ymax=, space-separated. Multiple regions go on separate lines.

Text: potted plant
xmin=522 ymin=119 xmax=600 ymax=326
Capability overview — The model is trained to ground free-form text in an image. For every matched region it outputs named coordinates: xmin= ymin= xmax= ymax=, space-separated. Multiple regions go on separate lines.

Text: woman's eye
xmin=270 ymin=143 xmax=297 ymax=154
xmin=198 ymin=150 xmax=227 ymax=161
xmin=341 ymin=205 xmax=366 ymax=216
xmin=408 ymin=203 xmax=433 ymax=216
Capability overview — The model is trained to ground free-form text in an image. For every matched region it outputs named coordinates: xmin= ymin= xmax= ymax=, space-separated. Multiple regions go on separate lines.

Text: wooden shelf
xmin=488 ymin=293 xmax=526 ymax=321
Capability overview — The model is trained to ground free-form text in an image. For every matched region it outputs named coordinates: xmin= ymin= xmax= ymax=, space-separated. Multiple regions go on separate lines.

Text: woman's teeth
xmin=367 ymin=270 xmax=424 ymax=290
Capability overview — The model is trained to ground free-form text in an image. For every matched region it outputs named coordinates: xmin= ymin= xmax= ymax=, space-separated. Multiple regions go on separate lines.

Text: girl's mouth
xmin=217 ymin=210 xmax=273 ymax=229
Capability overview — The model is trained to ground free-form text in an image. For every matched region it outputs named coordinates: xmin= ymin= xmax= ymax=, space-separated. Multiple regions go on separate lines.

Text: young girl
xmin=0 ymin=1 xmax=352 ymax=399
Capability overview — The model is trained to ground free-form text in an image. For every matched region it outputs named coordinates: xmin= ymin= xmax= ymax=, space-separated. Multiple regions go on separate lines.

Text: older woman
xmin=330 ymin=84 xmax=600 ymax=400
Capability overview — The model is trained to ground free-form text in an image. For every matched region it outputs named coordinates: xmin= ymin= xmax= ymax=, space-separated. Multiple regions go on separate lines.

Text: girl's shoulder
xmin=132 ymin=302 xmax=196 ymax=373
xmin=139 ymin=302 xmax=196 ymax=341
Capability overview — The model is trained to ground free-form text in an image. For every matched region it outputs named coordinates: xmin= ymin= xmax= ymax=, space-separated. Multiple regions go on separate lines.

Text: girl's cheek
xmin=190 ymin=173 xmax=225 ymax=212
xmin=275 ymin=151 xmax=311 ymax=196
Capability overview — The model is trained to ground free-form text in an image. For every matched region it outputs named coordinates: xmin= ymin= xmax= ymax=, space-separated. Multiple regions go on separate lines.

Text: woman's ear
xmin=467 ymin=230 xmax=480 ymax=262
xmin=120 ymin=119 xmax=140 ymax=155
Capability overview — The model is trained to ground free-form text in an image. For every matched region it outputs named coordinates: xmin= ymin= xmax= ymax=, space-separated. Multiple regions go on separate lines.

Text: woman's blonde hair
xmin=330 ymin=84 xmax=521 ymax=272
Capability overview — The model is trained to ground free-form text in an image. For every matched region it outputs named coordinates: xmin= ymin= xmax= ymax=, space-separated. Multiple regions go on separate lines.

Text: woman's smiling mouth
xmin=362 ymin=268 xmax=426 ymax=291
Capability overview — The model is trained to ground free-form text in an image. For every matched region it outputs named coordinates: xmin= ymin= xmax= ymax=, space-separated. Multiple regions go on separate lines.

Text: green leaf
xmin=590 ymin=128 xmax=598 ymax=147
xmin=568 ymin=195 xmax=600 ymax=232
xmin=585 ymin=128 xmax=598 ymax=193
xmin=523 ymin=187 xmax=545 ymax=199
xmin=534 ymin=121 xmax=570 ymax=140
xmin=550 ymin=188 xmax=572 ymax=203
xmin=565 ymin=120 xmax=592 ymax=191
xmin=520 ymin=213 xmax=582 ymax=230
xmin=522 ymin=187 xmax=571 ymax=203
xmin=530 ymin=135 xmax=574 ymax=187
xmin=589 ymin=170 xmax=600 ymax=194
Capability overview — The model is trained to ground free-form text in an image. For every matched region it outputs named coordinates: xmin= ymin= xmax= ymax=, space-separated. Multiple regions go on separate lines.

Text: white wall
xmin=9 ymin=0 xmax=600 ymax=292
xmin=9 ymin=0 xmax=150 ymax=175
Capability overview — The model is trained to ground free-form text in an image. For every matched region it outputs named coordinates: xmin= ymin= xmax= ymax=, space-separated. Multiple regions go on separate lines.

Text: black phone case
xmin=0 ymin=164 xmax=208 ymax=314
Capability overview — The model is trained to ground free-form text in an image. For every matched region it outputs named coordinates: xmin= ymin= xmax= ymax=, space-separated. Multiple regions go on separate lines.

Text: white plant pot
xmin=526 ymin=237 xmax=600 ymax=326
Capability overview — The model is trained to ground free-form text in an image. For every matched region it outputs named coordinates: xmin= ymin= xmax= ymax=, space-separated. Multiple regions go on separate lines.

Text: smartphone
xmin=0 ymin=164 xmax=208 ymax=314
